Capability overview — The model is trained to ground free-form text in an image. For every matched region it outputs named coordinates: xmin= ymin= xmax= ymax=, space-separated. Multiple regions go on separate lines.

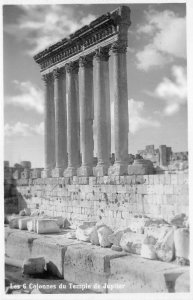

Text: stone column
xmin=52 ymin=67 xmax=67 ymax=177
xmin=41 ymin=73 xmax=55 ymax=178
xmin=109 ymin=41 xmax=128 ymax=175
xmin=77 ymin=56 xmax=94 ymax=176
xmin=104 ymin=59 xmax=111 ymax=163
xmin=64 ymin=61 xmax=80 ymax=177
xmin=93 ymin=48 xmax=110 ymax=176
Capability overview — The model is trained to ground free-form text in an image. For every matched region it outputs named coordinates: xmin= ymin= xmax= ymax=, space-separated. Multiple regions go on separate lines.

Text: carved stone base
xmin=52 ymin=167 xmax=64 ymax=178
xmin=77 ymin=165 xmax=93 ymax=177
xmin=93 ymin=164 xmax=109 ymax=177
xmin=108 ymin=163 xmax=128 ymax=176
xmin=41 ymin=169 xmax=52 ymax=178
xmin=63 ymin=167 xmax=77 ymax=177
xmin=128 ymin=159 xmax=154 ymax=175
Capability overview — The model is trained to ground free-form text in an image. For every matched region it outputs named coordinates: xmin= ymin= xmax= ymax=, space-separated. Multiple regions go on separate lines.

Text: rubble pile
xmin=5 ymin=209 xmax=189 ymax=266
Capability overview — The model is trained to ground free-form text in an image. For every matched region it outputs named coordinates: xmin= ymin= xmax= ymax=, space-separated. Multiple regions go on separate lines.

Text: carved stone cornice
xmin=65 ymin=61 xmax=79 ymax=74
xmin=34 ymin=6 xmax=131 ymax=71
xmin=53 ymin=67 xmax=65 ymax=79
xmin=94 ymin=47 xmax=109 ymax=62
xmin=41 ymin=73 xmax=53 ymax=85
xmin=79 ymin=56 xmax=93 ymax=68
xmin=111 ymin=41 xmax=127 ymax=54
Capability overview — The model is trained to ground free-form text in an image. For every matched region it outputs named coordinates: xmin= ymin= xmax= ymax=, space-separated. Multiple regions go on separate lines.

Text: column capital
xmin=41 ymin=73 xmax=53 ymax=85
xmin=65 ymin=61 xmax=79 ymax=74
xmin=111 ymin=41 xmax=127 ymax=54
xmin=53 ymin=67 xmax=65 ymax=79
xmin=94 ymin=47 xmax=109 ymax=62
xmin=79 ymin=56 xmax=93 ymax=68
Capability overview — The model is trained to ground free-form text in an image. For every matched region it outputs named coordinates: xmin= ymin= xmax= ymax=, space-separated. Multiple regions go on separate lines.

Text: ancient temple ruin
xmin=34 ymin=6 xmax=131 ymax=178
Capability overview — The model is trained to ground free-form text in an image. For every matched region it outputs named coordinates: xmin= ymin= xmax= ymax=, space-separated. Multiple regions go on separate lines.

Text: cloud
xmin=136 ymin=9 xmax=186 ymax=70
xmin=5 ymin=81 xmax=44 ymax=114
xmin=4 ymin=122 xmax=44 ymax=137
xmin=128 ymin=99 xmax=160 ymax=133
xmin=154 ymin=65 xmax=187 ymax=116
xmin=111 ymin=99 xmax=160 ymax=137
xmin=4 ymin=5 xmax=96 ymax=55
xmin=136 ymin=45 xmax=172 ymax=71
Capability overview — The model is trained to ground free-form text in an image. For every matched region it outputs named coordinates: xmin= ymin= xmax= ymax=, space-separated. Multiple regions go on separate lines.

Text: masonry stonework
xmin=14 ymin=173 xmax=188 ymax=228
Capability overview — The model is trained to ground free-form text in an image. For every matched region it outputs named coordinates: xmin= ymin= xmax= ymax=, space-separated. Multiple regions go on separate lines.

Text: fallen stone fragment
xmin=19 ymin=210 xmax=26 ymax=216
xmin=89 ymin=227 xmax=99 ymax=245
xmin=36 ymin=219 xmax=60 ymax=234
xmin=143 ymin=235 xmax=157 ymax=245
xmin=120 ymin=232 xmax=146 ymax=254
xmin=97 ymin=226 xmax=113 ymax=247
xmin=51 ymin=216 xmax=64 ymax=228
xmin=175 ymin=271 xmax=190 ymax=292
xmin=27 ymin=219 xmax=34 ymax=232
xmin=108 ymin=228 xmax=131 ymax=246
xmin=174 ymin=228 xmax=189 ymax=263
xmin=63 ymin=218 xmax=71 ymax=229
xmin=89 ymin=224 xmax=106 ymax=245
xmin=144 ymin=225 xmax=171 ymax=241
xmin=170 ymin=213 xmax=186 ymax=227
xmin=22 ymin=257 xmax=45 ymax=275
xmin=18 ymin=217 xmax=33 ymax=230
xmin=24 ymin=208 xmax=31 ymax=216
xmin=66 ymin=231 xmax=76 ymax=239
xmin=76 ymin=224 xmax=95 ymax=242
xmin=9 ymin=217 xmax=23 ymax=229
xmin=141 ymin=244 xmax=157 ymax=260
xmin=111 ymin=245 xmax=122 ymax=252
xmin=155 ymin=228 xmax=175 ymax=262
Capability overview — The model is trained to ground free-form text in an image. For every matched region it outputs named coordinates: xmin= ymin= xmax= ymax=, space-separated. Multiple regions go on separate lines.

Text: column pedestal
xmin=41 ymin=169 xmax=52 ymax=178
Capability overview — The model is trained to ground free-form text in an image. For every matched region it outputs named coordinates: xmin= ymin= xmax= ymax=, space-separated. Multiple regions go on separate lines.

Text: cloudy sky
xmin=3 ymin=2 xmax=187 ymax=167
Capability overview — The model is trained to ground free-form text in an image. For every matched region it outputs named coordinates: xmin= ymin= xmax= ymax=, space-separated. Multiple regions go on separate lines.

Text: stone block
xmin=36 ymin=219 xmax=60 ymax=234
xmin=18 ymin=217 xmax=34 ymax=230
xmin=175 ymin=271 xmax=190 ymax=292
xmin=93 ymin=165 xmax=109 ymax=176
xmin=120 ymin=232 xmax=146 ymax=255
xmin=52 ymin=168 xmax=64 ymax=178
xmin=22 ymin=257 xmax=45 ymax=275
xmin=78 ymin=176 xmax=89 ymax=185
xmin=174 ymin=228 xmax=189 ymax=261
xmin=108 ymin=164 xmax=128 ymax=176
xmin=41 ymin=169 xmax=52 ymax=178
xmin=63 ymin=243 xmax=126 ymax=279
xmin=30 ymin=169 xmax=42 ymax=179
xmin=108 ymin=255 xmax=188 ymax=293
xmin=77 ymin=166 xmax=93 ymax=177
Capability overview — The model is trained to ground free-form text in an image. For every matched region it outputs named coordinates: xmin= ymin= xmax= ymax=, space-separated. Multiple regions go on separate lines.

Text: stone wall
xmin=10 ymin=173 xmax=189 ymax=229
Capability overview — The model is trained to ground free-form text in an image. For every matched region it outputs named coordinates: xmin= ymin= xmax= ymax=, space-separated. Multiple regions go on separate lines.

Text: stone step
xmin=4 ymin=226 xmax=189 ymax=293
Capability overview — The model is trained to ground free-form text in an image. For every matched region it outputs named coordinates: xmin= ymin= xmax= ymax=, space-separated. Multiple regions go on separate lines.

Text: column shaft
xmin=93 ymin=48 xmax=110 ymax=176
xmin=109 ymin=41 xmax=128 ymax=175
xmin=52 ymin=68 xmax=67 ymax=177
xmin=41 ymin=74 xmax=55 ymax=178
xmin=64 ymin=62 xmax=80 ymax=177
xmin=78 ymin=56 xmax=94 ymax=176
